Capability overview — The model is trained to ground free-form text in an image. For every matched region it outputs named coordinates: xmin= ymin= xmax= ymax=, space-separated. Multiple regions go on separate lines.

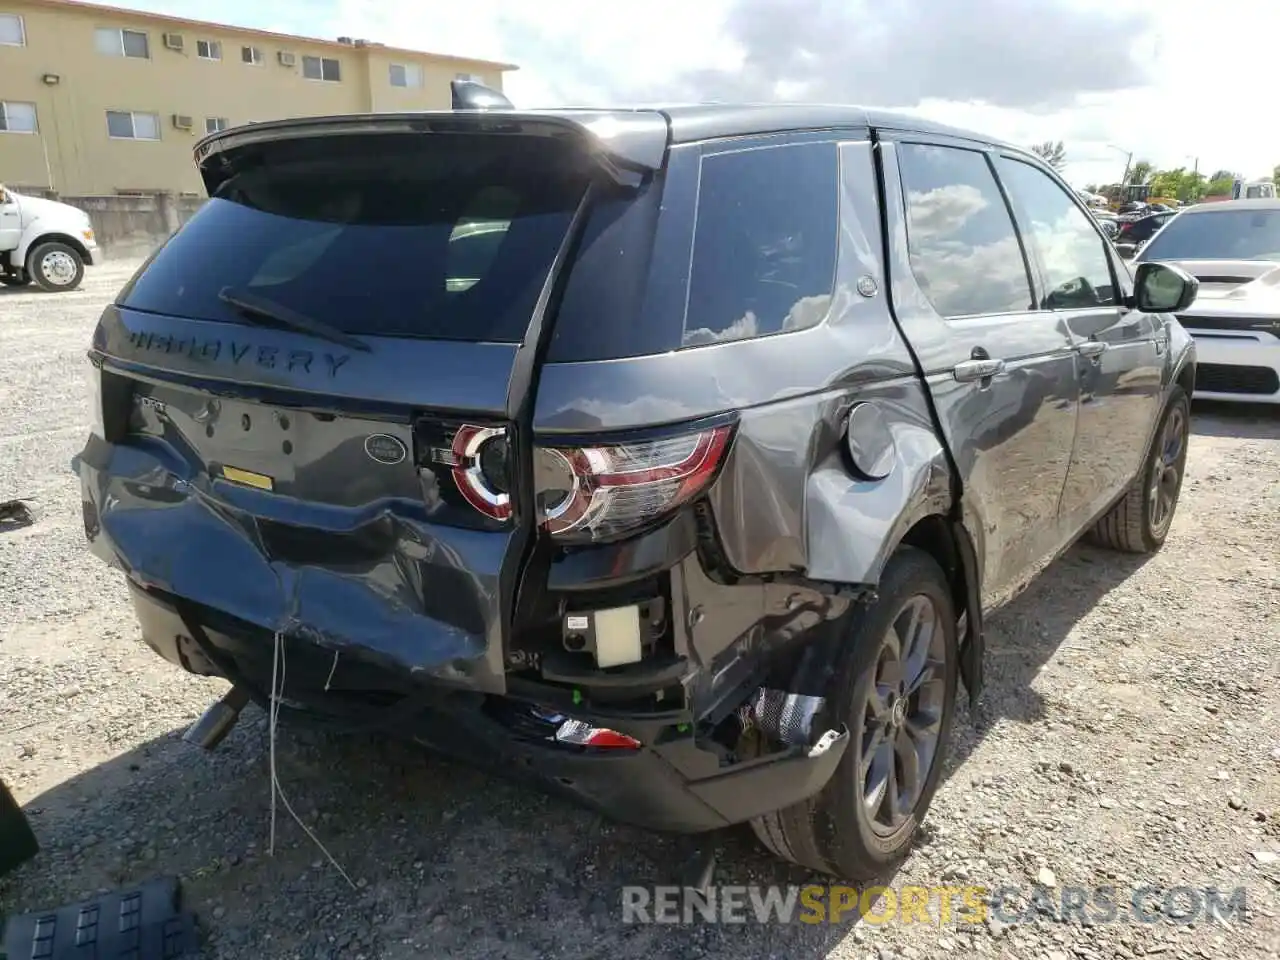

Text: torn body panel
xmin=77 ymin=428 xmax=510 ymax=694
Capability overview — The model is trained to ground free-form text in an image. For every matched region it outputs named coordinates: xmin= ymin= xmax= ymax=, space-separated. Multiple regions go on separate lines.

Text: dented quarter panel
xmin=803 ymin=380 xmax=954 ymax=584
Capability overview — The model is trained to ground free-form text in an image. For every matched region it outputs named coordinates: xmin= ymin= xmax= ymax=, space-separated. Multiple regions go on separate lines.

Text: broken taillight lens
xmin=536 ymin=424 xmax=733 ymax=542
xmin=553 ymin=719 xmax=642 ymax=750
xmin=448 ymin=422 xmax=733 ymax=540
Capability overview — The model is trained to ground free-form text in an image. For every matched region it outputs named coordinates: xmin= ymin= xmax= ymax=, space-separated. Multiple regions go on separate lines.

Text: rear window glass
xmin=683 ymin=142 xmax=838 ymax=346
xmin=121 ymin=133 xmax=592 ymax=342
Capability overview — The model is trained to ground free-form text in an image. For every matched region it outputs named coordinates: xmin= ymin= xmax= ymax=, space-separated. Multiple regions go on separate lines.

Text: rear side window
xmin=898 ymin=143 xmax=1033 ymax=318
xmin=546 ymin=138 xmax=839 ymax=363
xmin=993 ymin=156 xmax=1116 ymax=309
xmin=121 ymin=134 xmax=592 ymax=342
xmin=683 ymin=142 xmax=838 ymax=346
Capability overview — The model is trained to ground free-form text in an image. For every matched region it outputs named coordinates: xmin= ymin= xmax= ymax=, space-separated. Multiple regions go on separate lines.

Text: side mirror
xmin=1133 ymin=261 xmax=1198 ymax=313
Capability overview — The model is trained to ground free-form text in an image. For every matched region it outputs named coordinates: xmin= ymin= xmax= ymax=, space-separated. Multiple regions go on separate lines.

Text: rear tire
xmin=750 ymin=547 xmax=958 ymax=880
xmin=27 ymin=241 xmax=85 ymax=292
xmin=1088 ymin=386 xmax=1190 ymax=554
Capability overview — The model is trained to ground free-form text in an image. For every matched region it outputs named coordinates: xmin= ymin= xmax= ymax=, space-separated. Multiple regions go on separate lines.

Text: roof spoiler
xmin=451 ymin=79 xmax=514 ymax=111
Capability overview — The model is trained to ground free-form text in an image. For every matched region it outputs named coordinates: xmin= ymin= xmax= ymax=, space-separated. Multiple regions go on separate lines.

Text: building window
xmin=389 ymin=63 xmax=423 ymax=88
xmin=205 ymin=117 xmax=228 ymax=134
xmin=0 ymin=13 xmax=25 ymax=45
xmin=302 ymin=55 xmax=341 ymax=82
xmin=196 ymin=39 xmax=221 ymax=60
xmin=455 ymin=72 xmax=482 ymax=83
xmin=241 ymin=45 xmax=262 ymax=65
xmin=106 ymin=110 xmax=160 ymax=140
xmin=0 ymin=100 xmax=38 ymax=134
xmin=95 ymin=27 xmax=150 ymax=58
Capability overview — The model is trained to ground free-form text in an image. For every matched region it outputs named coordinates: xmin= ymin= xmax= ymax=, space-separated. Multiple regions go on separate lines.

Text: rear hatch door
xmin=83 ymin=113 xmax=667 ymax=695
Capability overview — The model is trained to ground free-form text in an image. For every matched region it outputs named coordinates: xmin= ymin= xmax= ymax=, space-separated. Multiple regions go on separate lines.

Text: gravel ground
xmin=2 ymin=262 xmax=1279 ymax=960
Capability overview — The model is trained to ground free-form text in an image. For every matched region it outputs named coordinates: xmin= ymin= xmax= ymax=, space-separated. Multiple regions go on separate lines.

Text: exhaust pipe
xmin=183 ymin=685 xmax=251 ymax=750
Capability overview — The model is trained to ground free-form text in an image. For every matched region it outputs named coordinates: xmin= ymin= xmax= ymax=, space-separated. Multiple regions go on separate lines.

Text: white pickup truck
xmin=0 ymin=184 xmax=97 ymax=292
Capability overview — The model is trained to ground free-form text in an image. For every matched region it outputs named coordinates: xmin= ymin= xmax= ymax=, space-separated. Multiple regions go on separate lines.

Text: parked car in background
xmin=1116 ymin=210 xmax=1178 ymax=253
xmin=1136 ymin=198 xmax=1280 ymax=403
xmin=0 ymin=184 xmax=97 ymax=291
xmin=1092 ymin=209 xmax=1121 ymax=238
xmin=74 ymin=89 xmax=1200 ymax=881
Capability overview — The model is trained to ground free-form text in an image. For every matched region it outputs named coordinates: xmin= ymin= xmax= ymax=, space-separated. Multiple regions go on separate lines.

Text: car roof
xmin=1181 ymin=198 xmax=1280 ymax=214
xmin=546 ymin=103 xmax=1023 ymax=150
xmin=197 ymin=102 xmax=1037 ymax=172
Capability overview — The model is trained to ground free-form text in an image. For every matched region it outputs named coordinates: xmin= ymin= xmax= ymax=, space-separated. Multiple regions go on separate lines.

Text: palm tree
xmin=1030 ymin=141 xmax=1067 ymax=170
xmin=1128 ymin=161 xmax=1154 ymax=185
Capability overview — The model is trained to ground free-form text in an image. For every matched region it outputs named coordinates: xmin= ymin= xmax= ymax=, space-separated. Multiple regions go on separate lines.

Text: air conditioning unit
xmin=171 ymin=114 xmax=193 ymax=131
xmin=277 ymin=50 xmax=296 ymax=67
xmin=162 ymin=32 xmax=184 ymax=52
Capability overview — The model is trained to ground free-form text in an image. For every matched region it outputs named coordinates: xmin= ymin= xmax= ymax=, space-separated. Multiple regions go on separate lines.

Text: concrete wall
xmin=62 ymin=192 xmax=204 ymax=260
xmin=1 ymin=0 xmax=513 ymax=196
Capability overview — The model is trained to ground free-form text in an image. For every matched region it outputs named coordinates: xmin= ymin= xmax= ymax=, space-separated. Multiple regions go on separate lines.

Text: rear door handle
xmin=953 ymin=358 xmax=1006 ymax=382
xmin=1076 ymin=341 xmax=1108 ymax=359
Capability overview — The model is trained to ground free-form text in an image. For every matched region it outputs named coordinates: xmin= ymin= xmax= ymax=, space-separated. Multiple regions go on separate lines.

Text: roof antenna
xmin=451 ymin=79 xmax=514 ymax=111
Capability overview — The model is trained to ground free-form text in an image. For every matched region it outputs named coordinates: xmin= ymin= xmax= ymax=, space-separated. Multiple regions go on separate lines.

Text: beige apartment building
xmin=0 ymin=0 xmax=515 ymax=196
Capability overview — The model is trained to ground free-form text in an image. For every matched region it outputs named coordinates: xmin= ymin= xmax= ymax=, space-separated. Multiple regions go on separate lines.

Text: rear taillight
xmin=451 ymin=424 xmax=512 ymax=521
xmin=446 ymin=422 xmax=733 ymax=540
xmin=535 ymin=425 xmax=733 ymax=542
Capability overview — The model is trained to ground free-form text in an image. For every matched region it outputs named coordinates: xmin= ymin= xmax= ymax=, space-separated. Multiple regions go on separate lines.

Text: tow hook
xmin=182 ymin=686 xmax=251 ymax=750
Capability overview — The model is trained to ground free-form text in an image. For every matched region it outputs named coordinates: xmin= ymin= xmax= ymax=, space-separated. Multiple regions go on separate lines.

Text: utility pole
xmin=1120 ymin=151 xmax=1133 ymax=185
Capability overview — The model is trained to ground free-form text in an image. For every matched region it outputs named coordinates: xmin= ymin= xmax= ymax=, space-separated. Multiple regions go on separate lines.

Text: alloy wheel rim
xmin=858 ymin=594 xmax=946 ymax=836
xmin=1148 ymin=405 xmax=1186 ymax=534
xmin=41 ymin=251 xmax=77 ymax=285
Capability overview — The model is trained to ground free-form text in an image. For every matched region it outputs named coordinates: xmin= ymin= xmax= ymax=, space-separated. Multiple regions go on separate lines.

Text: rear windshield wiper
xmin=218 ymin=287 xmax=372 ymax=353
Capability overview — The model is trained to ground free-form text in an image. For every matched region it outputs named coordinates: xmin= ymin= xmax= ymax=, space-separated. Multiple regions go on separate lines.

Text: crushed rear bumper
xmin=124 ymin=580 xmax=848 ymax=833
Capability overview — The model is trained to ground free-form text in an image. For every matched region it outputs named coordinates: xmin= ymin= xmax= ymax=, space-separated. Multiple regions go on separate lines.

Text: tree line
xmin=1027 ymin=141 xmax=1280 ymax=202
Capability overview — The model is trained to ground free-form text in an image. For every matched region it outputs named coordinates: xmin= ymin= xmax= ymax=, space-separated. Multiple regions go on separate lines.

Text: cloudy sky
xmin=121 ymin=0 xmax=1277 ymax=189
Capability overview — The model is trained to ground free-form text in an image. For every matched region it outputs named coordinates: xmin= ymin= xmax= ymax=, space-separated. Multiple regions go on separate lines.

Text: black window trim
xmin=991 ymin=149 xmax=1125 ymax=315
xmin=888 ymin=133 xmax=1040 ymax=322
xmin=677 ymin=133 xmax=844 ymax=350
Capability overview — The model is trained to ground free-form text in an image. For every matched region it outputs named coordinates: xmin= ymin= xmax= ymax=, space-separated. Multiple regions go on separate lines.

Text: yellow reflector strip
xmin=221 ymin=465 xmax=274 ymax=491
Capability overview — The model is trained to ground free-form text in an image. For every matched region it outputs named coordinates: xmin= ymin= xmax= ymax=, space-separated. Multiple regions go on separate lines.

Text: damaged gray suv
xmin=75 ymin=83 xmax=1199 ymax=880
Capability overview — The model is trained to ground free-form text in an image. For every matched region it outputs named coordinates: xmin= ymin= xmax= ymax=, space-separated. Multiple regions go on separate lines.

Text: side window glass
xmin=897 ymin=143 xmax=1032 ymax=318
xmin=995 ymin=157 xmax=1117 ymax=309
xmin=684 ymin=141 xmax=837 ymax=347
